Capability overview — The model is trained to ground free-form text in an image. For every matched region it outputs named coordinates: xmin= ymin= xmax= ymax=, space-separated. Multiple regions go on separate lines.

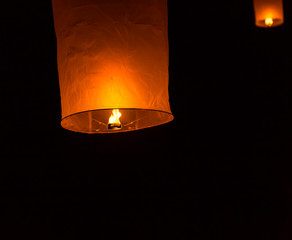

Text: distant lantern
xmin=253 ymin=0 xmax=284 ymax=27
xmin=52 ymin=0 xmax=173 ymax=133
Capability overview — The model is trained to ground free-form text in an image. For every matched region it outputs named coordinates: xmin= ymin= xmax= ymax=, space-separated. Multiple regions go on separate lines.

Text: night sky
xmin=1 ymin=0 xmax=292 ymax=239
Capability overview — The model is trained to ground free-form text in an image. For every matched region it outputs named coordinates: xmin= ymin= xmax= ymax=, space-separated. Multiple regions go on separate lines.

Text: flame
xmin=108 ymin=109 xmax=122 ymax=128
xmin=265 ymin=17 xmax=273 ymax=27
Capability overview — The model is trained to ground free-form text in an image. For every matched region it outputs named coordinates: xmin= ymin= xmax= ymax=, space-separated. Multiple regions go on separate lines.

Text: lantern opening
xmin=257 ymin=18 xmax=282 ymax=27
xmin=108 ymin=109 xmax=122 ymax=130
xmin=61 ymin=109 xmax=173 ymax=134
xmin=265 ymin=17 xmax=274 ymax=26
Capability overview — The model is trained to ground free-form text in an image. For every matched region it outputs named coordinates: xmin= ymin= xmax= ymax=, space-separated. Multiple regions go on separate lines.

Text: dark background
xmin=1 ymin=0 xmax=292 ymax=239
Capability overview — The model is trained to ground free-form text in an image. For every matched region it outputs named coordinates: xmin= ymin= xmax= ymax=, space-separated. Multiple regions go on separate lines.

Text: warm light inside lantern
xmin=265 ymin=17 xmax=274 ymax=26
xmin=253 ymin=0 xmax=284 ymax=27
xmin=52 ymin=0 xmax=174 ymax=134
xmin=108 ymin=109 xmax=122 ymax=130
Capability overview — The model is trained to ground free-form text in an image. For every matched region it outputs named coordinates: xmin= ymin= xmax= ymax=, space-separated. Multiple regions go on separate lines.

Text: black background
xmin=1 ymin=0 xmax=292 ymax=239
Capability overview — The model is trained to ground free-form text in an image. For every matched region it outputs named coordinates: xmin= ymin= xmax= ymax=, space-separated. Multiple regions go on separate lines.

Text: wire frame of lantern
xmin=253 ymin=0 xmax=284 ymax=27
xmin=52 ymin=0 xmax=174 ymax=133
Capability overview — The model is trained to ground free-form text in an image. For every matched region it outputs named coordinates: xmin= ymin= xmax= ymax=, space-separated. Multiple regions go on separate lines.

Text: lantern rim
xmin=255 ymin=18 xmax=284 ymax=27
xmin=61 ymin=108 xmax=174 ymax=134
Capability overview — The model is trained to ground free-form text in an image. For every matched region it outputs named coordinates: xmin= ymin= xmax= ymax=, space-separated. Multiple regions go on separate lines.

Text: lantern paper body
xmin=253 ymin=0 xmax=284 ymax=27
xmin=52 ymin=0 xmax=173 ymax=133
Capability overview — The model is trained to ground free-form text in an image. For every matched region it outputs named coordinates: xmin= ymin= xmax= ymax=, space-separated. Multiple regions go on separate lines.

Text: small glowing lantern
xmin=52 ymin=0 xmax=173 ymax=133
xmin=253 ymin=0 xmax=284 ymax=27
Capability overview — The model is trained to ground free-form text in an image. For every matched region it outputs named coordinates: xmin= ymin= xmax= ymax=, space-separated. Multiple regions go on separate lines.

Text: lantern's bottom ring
xmin=61 ymin=108 xmax=174 ymax=134
xmin=256 ymin=18 xmax=283 ymax=27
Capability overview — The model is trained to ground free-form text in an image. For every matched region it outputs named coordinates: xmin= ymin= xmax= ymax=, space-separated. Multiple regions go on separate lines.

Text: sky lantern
xmin=253 ymin=0 xmax=284 ymax=27
xmin=52 ymin=0 xmax=173 ymax=133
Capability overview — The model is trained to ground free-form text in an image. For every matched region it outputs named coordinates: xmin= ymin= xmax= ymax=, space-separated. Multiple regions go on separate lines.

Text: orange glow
xmin=253 ymin=0 xmax=284 ymax=27
xmin=265 ymin=17 xmax=273 ymax=26
xmin=52 ymin=0 xmax=174 ymax=133
xmin=108 ymin=109 xmax=122 ymax=130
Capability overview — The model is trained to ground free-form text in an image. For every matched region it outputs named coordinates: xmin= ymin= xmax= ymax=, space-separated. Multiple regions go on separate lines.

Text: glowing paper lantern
xmin=52 ymin=0 xmax=173 ymax=133
xmin=253 ymin=0 xmax=284 ymax=27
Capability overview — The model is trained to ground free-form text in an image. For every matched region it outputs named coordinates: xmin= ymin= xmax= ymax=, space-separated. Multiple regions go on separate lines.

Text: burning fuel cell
xmin=108 ymin=109 xmax=122 ymax=130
